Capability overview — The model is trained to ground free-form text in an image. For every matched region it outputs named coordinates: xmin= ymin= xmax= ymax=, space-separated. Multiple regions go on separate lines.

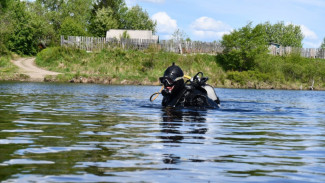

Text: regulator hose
xmin=149 ymin=75 xmax=192 ymax=102
xmin=149 ymin=85 xmax=164 ymax=102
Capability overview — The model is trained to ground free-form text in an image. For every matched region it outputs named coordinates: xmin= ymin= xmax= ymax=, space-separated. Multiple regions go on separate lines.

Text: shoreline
xmin=1 ymin=76 xmax=321 ymax=91
xmin=2 ymin=48 xmax=324 ymax=91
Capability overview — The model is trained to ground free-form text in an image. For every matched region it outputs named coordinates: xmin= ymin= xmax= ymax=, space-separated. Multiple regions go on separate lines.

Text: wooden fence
xmin=60 ymin=36 xmax=223 ymax=54
xmin=269 ymin=46 xmax=325 ymax=59
xmin=61 ymin=35 xmax=325 ymax=59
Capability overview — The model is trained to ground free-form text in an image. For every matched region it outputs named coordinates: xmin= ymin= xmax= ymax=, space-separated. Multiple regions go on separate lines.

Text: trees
xmin=0 ymin=0 xmax=13 ymax=12
xmin=5 ymin=1 xmax=39 ymax=55
xmin=90 ymin=0 xmax=126 ymax=36
xmin=1 ymin=0 xmax=156 ymax=55
xmin=92 ymin=0 xmax=127 ymax=23
xmin=122 ymin=5 xmax=156 ymax=32
xmin=89 ymin=2 xmax=156 ymax=37
xmin=0 ymin=0 xmax=14 ymax=55
xmin=36 ymin=0 xmax=92 ymax=38
xmin=218 ymin=21 xmax=305 ymax=71
xmin=36 ymin=0 xmax=64 ymax=12
xmin=260 ymin=21 xmax=304 ymax=47
xmin=219 ymin=22 xmax=268 ymax=71
xmin=320 ymin=37 xmax=325 ymax=49
xmin=60 ymin=17 xmax=88 ymax=38
xmin=0 ymin=1 xmax=57 ymax=55
xmin=88 ymin=7 xmax=119 ymax=37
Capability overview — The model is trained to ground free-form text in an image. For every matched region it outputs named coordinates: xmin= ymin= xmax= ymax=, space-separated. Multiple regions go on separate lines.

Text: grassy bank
xmin=35 ymin=47 xmax=325 ymax=90
xmin=0 ymin=55 xmax=30 ymax=81
xmin=36 ymin=47 xmax=226 ymax=85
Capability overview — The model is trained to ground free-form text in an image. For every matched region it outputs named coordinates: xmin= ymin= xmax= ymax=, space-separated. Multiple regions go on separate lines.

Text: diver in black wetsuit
xmin=159 ymin=63 xmax=220 ymax=108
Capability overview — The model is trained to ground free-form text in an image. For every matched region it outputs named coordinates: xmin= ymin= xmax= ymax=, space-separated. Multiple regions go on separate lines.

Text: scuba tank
xmin=185 ymin=72 xmax=220 ymax=107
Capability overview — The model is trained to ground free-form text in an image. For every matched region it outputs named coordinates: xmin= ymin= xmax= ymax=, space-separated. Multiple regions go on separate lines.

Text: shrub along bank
xmin=33 ymin=46 xmax=325 ymax=90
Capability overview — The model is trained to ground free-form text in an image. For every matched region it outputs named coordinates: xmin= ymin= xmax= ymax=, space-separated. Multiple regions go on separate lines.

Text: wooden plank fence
xmin=61 ymin=36 xmax=107 ymax=52
xmin=61 ymin=35 xmax=325 ymax=59
xmin=269 ymin=46 xmax=325 ymax=59
xmin=60 ymin=36 xmax=224 ymax=54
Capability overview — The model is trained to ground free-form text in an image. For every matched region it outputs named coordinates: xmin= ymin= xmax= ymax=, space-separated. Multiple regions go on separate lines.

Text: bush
xmin=60 ymin=17 xmax=88 ymax=38
xmin=226 ymin=70 xmax=273 ymax=86
xmin=219 ymin=22 xmax=268 ymax=71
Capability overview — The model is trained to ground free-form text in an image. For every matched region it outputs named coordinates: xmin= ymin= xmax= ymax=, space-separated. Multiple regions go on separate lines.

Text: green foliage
xmin=218 ymin=21 xmax=304 ymax=72
xmin=0 ymin=56 xmax=10 ymax=68
xmin=0 ymin=55 xmax=18 ymax=80
xmin=0 ymin=10 xmax=13 ymax=55
xmin=226 ymin=70 xmax=272 ymax=85
xmin=122 ymin=5 xmax=156 ymax=32
xmin=121 ymin=31 xmax=130 ymax=39
xmin=0 ymin=1 xmax=56 ymax=55
xmin=60 ymin=17 xmax=88 ymax=38
xmin=36 ymin=0 xmax=64 ymax=12
xmin=92 ymin=0 xmax=127 ymax=22
xmin=89 ymin=7 xmax=119 ymax=37
xmin=0 ymin=43 xmax=10 ymax=56
xmin=219 ymin=22 xmax=268 ymax=71
xmin=32 ymin=0 xmax=92 ymax=45
xmin=34 ymin=46 xmax=325 ymax=89
xmin=260 ymin=21 xmax=304 ymax=47
xmin=58 ymin=0 xmax=93 ymax=38
xmin=0 ymin=0 xmax=13 ymax=12
xmin=35 ymin=47 xmax=226 ymax=84
xmin=89 ymin=2 xmax=156 ymax=36
xmin=37 ymin=0 xmax=92 ymax=29
xmin=1 ymin=0 xmax=156 ymax=55
xmin=224 ymin=53 xmax=325 ymax=89
xmin=36 ymin=46 xmax=87 ymax=69
xmin=5 ymin=1 xmax=37 ymax=55
xmin=255 ymin=53 xmax=325 ymax=85
xmin=320 ymin=37 xmax=325 ymax=49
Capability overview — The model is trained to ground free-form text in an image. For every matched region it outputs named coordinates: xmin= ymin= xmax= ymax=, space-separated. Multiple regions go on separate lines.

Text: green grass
xmin=35 ymin=46 xmax=325 ymax=90
xmin=35 ymin=47 xmax=226 ymax=85
xmin=0 ymin=55 xmax=18 ymax=80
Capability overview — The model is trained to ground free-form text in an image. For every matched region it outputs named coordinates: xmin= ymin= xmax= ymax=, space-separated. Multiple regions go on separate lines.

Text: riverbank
xmin=0 ymin=55 xmax=30 ymax=81
xmin=2 ymin=47 xmax=325 ymax=90
xmin=11 ymin=57 xmax=61 ymax=82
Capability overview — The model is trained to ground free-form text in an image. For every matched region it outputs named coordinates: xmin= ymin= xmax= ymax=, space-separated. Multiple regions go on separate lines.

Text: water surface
xmin=0 ymin=82 xmax=325 ymax=182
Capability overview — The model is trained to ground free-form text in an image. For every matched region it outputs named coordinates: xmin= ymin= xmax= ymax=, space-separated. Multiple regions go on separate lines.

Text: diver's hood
xmin=161 ymin=63 xmax=185 ymax=96
xmin=163 ymin=63 xmax=184 ymax=80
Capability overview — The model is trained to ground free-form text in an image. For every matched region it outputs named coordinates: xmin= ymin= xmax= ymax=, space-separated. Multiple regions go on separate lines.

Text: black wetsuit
xmin=162 ymin=84 xmax=219 ymax=108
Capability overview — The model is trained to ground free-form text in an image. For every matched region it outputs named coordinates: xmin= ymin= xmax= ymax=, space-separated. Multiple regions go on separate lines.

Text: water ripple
xmin=1 ymin=83 xmax=325 ymax=182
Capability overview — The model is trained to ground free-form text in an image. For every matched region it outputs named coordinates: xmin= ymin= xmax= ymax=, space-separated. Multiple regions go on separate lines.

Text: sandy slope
xmin=12 ymin=57 xmax=61 ymax=82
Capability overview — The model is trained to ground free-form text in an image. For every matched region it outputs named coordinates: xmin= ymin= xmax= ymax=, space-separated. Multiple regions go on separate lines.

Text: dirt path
xmin=12 ymin=57 xmax=61 ymax=82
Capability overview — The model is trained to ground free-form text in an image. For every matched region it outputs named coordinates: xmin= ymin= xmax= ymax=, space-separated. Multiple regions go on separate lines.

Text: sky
xmin=125 ymin=0 xmax=325 ymax=48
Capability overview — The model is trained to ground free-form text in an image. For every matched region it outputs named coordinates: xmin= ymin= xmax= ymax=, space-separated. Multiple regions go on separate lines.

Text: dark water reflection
xmin=1 ymin=82 xmax=325 ymax=182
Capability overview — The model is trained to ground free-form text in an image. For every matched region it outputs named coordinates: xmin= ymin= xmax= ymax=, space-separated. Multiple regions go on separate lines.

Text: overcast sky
xmin=126 ymin=0 xmax=325 ymax=48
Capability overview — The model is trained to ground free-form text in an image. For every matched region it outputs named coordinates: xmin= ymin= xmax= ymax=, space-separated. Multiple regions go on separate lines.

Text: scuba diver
xmin=150 ymin=63 xmax=220 ymax=108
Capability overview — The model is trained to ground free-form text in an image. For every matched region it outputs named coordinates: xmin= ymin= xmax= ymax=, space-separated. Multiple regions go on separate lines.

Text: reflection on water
xmin=161 ymin=109 xmax=208 ymax=165
xmin=0 ymin=82 xmax=325 ymax=182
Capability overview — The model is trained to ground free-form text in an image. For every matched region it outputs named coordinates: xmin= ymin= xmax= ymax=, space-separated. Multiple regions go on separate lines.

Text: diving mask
xmin=159 ymin=76 xmax=183 ymax=86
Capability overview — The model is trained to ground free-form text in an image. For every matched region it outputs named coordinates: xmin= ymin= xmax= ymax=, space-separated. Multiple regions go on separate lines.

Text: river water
xmin=0 ymin=82 xmax=324 ymax=182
